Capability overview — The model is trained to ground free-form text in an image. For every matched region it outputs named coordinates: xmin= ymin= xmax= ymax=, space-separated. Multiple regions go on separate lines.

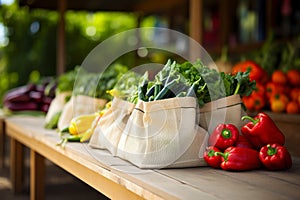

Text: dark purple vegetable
xmin=29 ymin=91 xmax=43 ymax=102
xmin=42 ymin=96 xmax=53 ymax=105
xmin=35 ymin=85 xmax=45 ymax=93
xmin=3 ymin=84 xmax=35 ymax=103
xmin=40 ymin=104 xmax=50 ymax=113
xmin=4 ymin=101 xmax=39 ymax=111
xmin=3 ymin=93 xmax=30 ymax=103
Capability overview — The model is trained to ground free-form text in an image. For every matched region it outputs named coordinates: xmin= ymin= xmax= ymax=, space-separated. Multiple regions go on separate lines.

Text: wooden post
xmin=57 ymin=0 xmax=66 ymax=75
xmin=220 ymin=0 xmax=230 ymax=50
xmin=265 ymin=0 xmax=273 ymax=37
xmin=30 ymin=150 xmax=45 ymax=200
xmin=10 ymin=138 xmax=24 ymax=193
xmin=189 ymin=0 xmax=203 ymax=61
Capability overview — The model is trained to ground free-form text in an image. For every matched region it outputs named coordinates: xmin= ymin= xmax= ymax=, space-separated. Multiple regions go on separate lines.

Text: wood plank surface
xmin=5 ymin=116 xmax=300 ymax=200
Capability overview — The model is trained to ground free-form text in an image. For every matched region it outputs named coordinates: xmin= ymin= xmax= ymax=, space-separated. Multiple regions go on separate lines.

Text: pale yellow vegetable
xmin=68 ymin=113 xmax=98 ymax=135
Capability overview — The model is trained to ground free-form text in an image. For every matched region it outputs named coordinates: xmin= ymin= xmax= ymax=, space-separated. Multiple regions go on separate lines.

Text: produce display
xmin=204 ymin=112 xmax=292 ymax=171
xmin=56 ymin=59 xmax=261 ymax=169
xmin=1 ymin=57 xmax=295 ymax=171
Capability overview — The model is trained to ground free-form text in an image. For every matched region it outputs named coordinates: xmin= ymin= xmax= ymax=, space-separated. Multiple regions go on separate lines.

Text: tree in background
xmin=0 ymin=2 xmax=137 ymax=105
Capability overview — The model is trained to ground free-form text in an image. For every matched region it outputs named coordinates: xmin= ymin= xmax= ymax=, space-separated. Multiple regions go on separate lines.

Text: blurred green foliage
xmin=0 ymin=2 xmax=139 ymax=106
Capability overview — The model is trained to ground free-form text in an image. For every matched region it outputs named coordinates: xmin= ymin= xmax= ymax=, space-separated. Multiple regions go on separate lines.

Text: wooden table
xmin=0 ymin=115 xmax=5 ymax=169
xmin=5 ymin=116 xmax=300 ymax=200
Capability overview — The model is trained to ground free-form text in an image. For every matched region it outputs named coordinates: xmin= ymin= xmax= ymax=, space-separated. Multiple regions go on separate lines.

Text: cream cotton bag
xmin=116 ymin=97 xmax=208 ymax=169
xmin=89 ymin=97 xmax=135 ymax=155
xmin=199 ymin=94 xmax=246 ymax=133
xmin=89 ymin=97 xmax=208 ymax=168
xmin=58 ymin=95 xmax=107 ymax=131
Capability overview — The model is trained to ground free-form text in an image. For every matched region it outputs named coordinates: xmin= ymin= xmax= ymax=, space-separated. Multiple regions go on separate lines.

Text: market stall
xmin=1 ymin=0 xmax=300 ymax=199
xmin=3 ymin=58 xmax=300 ymax=200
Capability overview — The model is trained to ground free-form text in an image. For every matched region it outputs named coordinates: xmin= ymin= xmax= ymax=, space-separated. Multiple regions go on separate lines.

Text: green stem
xmin=186 ymin=78 xmax=201 ymax=97
xmin=267 ymin=144 xmax=277 ymax=156
xmin=241 ymin=115 xmax=260 ymax=125
xmin=60 ymin=126 xmax=69 ymax=133
xmin=207 ymin=149 xmax=216 ymax=157
xmin=221 ymin=129 xmax=232 ymax=139
xmin=233 ymin=83 xmax=240 ymax=95
xmin=154 ymin=75 xmax=180 ymax=100
xmin=215 ymin=151 xmax=229 ymax=161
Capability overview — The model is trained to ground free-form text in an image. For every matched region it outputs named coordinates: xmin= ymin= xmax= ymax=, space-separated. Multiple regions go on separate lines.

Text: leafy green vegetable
xmin=73 ymin=63 xmax=129 ymax=100
xmin=108 ymin=59 xmax=256 ymax=107
xmin=232 ymin=69 xmax=256 ymax=96
xmin=107 ymin=71 xmax=141 ymax=103
xmin=57 ymin=67 xmax=80 ymax=93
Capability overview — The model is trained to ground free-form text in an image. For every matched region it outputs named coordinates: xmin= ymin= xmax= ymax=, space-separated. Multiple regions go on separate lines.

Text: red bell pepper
xmin=209 ymin=123 xmax=239 ymax=150
xmin=235 ymin=135 xmax=254 ymax=149
xmin=203 ymin=146 xmax=222 ymax=169
xmin=216 ymin=146 xmax=261 ymax=171
xmin=241 ymin=113 xmax=285 ymax=150
xmin=259 ymin=143 xmax=292 ymax=171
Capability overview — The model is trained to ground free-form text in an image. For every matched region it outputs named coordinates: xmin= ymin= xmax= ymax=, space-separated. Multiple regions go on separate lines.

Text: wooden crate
xmin=265 ymin=111 xmax=300 ymax=157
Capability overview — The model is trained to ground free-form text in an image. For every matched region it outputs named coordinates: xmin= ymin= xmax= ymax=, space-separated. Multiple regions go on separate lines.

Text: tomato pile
xmin=231 ymin=60 xmax=300 ymax=114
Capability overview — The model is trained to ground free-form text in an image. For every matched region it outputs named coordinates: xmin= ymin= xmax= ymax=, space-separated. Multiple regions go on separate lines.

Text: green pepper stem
xmin=241 ymin=115 xmax=260 ymax=125
xmin=215 ymin=151 xmax=229 ymax=161
xmin=207 ymin=149 xmax=216 ymax=157
xmin=267 ymin=144 xmax=277 ymax=156
xmin=221 ymin=129 xmax=232 ymax=139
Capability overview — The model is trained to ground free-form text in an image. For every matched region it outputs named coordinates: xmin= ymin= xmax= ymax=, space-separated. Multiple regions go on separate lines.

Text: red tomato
xmin=232 ymin=60 xmax=268 ymax=83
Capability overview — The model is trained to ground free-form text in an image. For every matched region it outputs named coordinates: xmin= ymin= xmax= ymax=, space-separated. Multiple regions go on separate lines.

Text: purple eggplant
xmin=40 ymin=103 xmax=50 ymax=113
xmin=3 ymin=84 xmax=35 ymax=103
xmin=4 ymin=101 xmax=38 ymax=111
xmin=29 ymin=91 xmax=43 ymax=102
xmin=35 ymin=85 xmax=45 ymax=93
xmin=42 ymin=96 xmax=53 ymax=105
